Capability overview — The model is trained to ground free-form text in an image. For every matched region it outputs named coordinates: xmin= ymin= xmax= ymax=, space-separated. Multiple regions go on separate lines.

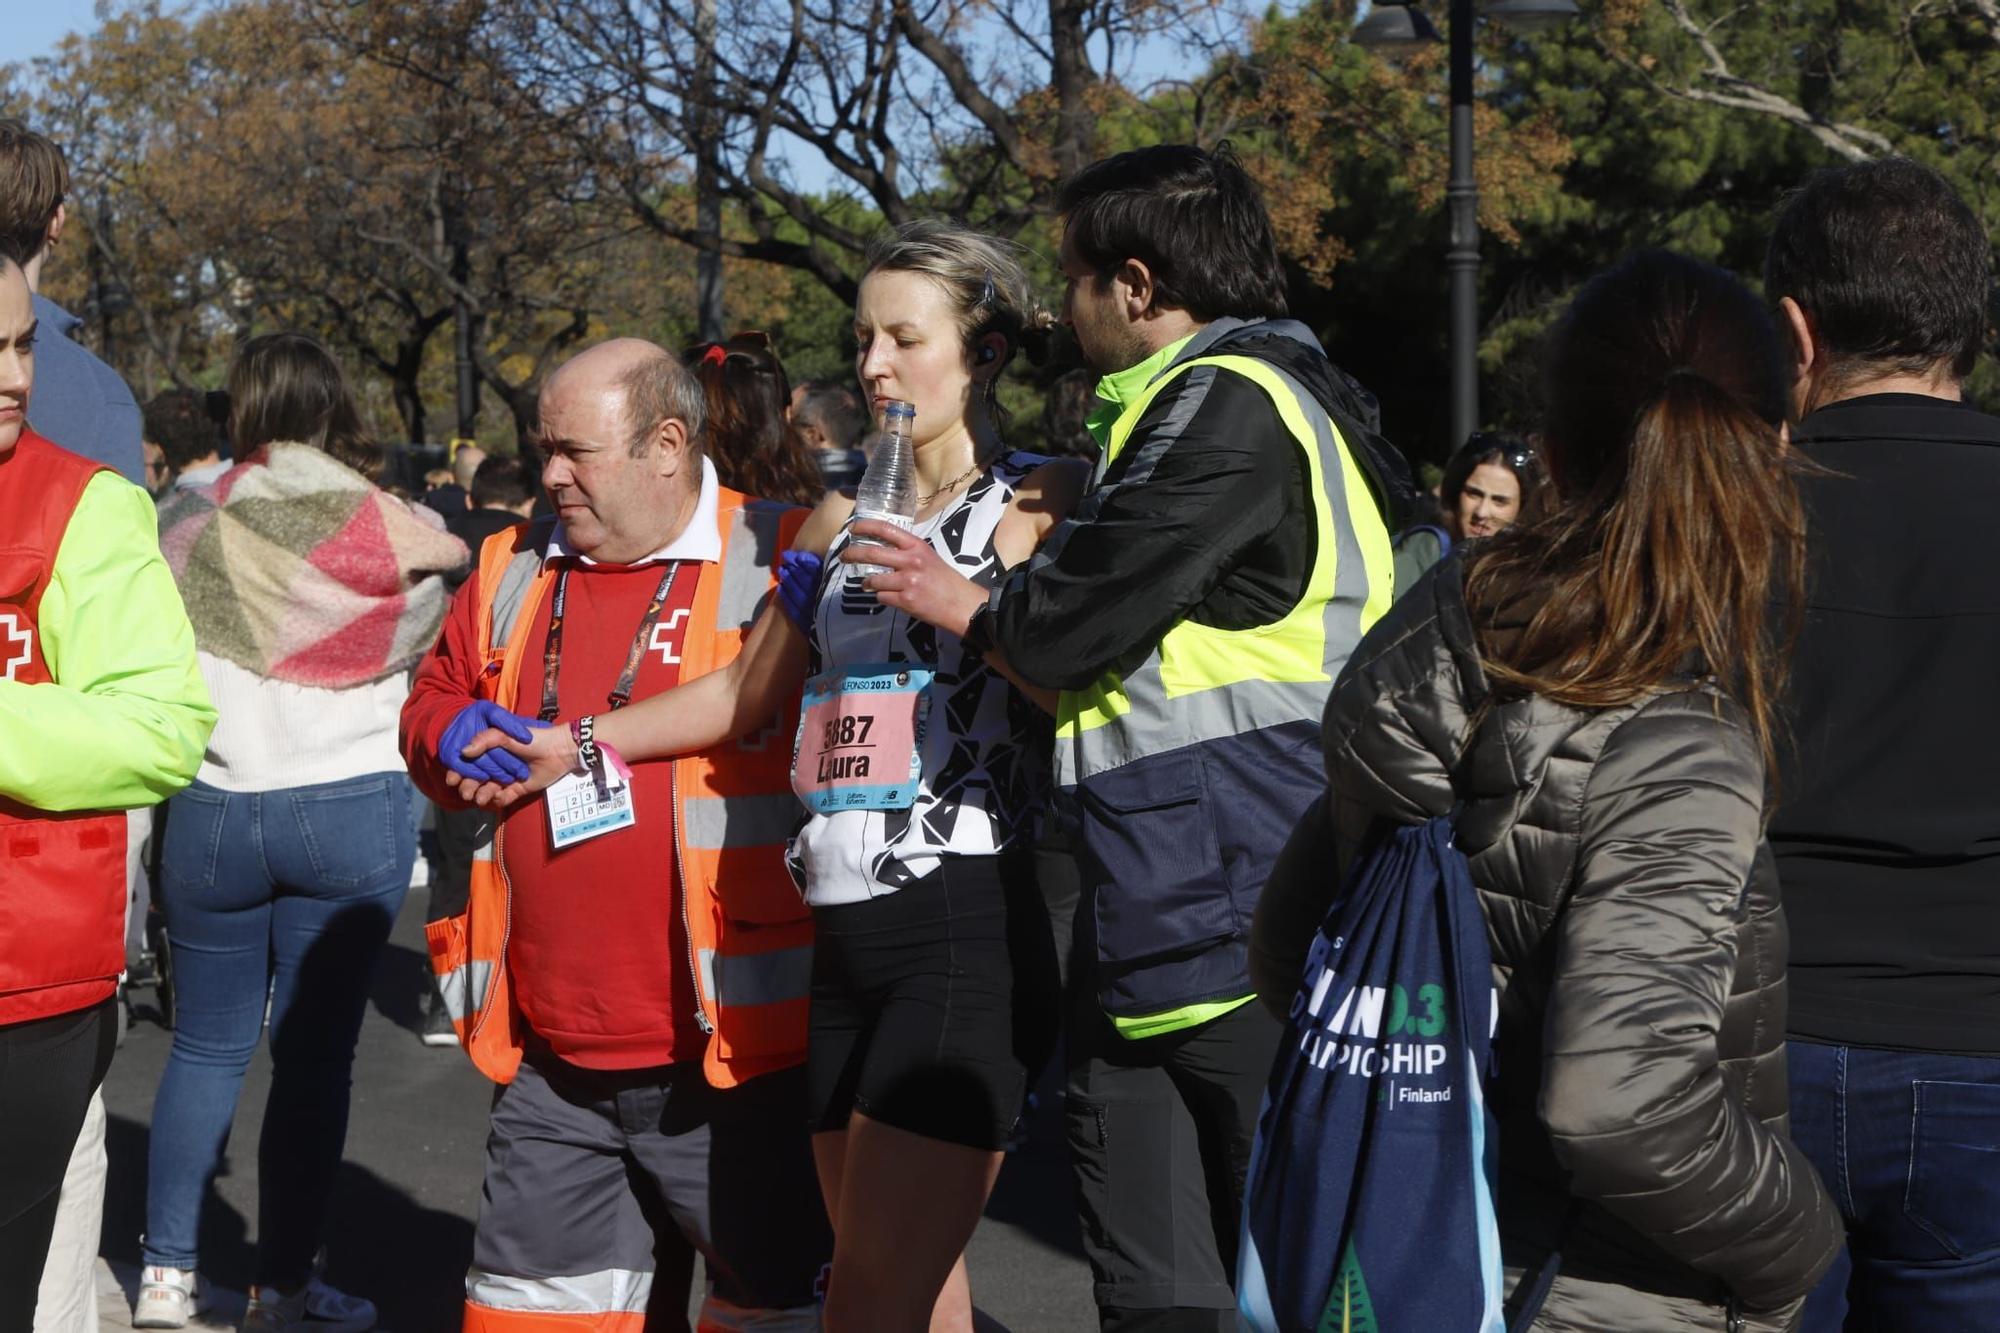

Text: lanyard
xmin=539 ymin=561 xmax=686 ymax=723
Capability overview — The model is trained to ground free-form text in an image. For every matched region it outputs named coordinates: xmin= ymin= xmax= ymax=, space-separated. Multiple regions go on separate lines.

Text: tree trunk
xmin=694 ymin=0 xmax=726 ymax=341
xmin=1048 ymin=0 xmax=1097 ymax=180
xmin=391 ymin=357 xmax=427 ymax=443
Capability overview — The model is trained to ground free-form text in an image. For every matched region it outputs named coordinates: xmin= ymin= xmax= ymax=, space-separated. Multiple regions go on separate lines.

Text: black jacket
xmin=443 ymin=507 xmax=525 ymax=590
xmin=1252 ymin=559 xmax=1840 ymax=1325
xmin=1771 ymin=393 xmax=2000 ymax=1053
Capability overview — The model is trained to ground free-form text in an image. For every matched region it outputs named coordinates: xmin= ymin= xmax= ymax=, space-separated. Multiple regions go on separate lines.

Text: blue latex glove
xmin=777 ymin=550 xmax=823 ymax=634
xmin=438 ymin=701 xmax=545 ymax=785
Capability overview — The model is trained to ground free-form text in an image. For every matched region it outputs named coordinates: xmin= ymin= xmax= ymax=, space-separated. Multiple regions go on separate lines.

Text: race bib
xmin=791 ymin=663 xmax=933 ymax=814
xmin=546 ymin=746 xmax=637 ymax=850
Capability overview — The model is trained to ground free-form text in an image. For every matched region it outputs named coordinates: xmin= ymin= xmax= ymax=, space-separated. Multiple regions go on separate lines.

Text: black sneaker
xmin=420 ymin=985 xmax=459 ymax=1048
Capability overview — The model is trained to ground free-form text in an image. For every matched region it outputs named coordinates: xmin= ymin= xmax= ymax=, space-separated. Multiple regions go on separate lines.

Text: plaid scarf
xmin=158 ymin=442 xmax=468 ymax=688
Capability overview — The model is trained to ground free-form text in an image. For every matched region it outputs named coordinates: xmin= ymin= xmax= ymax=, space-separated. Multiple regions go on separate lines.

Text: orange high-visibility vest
xmin=426 ymin=488 xmax=813 ymax=1089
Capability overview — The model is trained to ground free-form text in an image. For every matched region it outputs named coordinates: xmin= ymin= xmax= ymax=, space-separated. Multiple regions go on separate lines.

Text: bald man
xmin=400 ymin=339 xmax=829 ymax=1331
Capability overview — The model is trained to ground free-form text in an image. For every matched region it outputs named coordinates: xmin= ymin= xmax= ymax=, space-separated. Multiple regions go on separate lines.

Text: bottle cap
xmin=882 ymin=400 xmax=916 ymax=421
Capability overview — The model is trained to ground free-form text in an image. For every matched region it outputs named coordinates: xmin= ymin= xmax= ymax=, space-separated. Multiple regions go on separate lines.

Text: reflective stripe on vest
xmin=1055 ymin=354 xmax=1395 ymax=788
xmin=697 ymin=943 xmax=814 ymax=1010
xmin=682 ymin=793 xmax=801 ymax=849
xmin=436 ymin=958 xmax=497 ymax=1024
xmin=716 ymin=499 xmax=792 ymax=630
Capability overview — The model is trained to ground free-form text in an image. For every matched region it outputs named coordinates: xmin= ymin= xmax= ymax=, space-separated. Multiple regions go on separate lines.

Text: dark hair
xmin=226 ymin=332 xmax=382 ymax=476
xmin=1040 ymin=368 xmax=1101 ymax=460
xmin=1440 ymin=432 xmax=1539 ymax=512
xmin=142 ymin=388 xmax=229 ymax=472
xmin=470 ymin=454 xmax=536 ymax=509
xmin=1466 ymin=249 xmax=1806 ymax=774
xmin=0 ymin=119 xmax=68 ymax=267
xmin=1765 ymin=156 xmax=1992 ymax=393
xmin=1057 ymin=142 xmax=1289 ymax=322
xmin=682 ymin=334 xmax=824 ymax=505
xmin=793 ymin=380 xmax=868 ymax=452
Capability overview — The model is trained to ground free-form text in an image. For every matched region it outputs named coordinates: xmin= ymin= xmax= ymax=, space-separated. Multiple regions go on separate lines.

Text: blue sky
xmin=12 ymin=1 xmax=103 ymax=64
xmin=10 ymin=1 xmax=229 ymax=68
xmin=9 ymin=1 xmax=1228 ymax=197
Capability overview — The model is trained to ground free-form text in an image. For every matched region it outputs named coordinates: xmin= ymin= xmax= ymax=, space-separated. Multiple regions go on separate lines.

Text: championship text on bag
xmin=1239 ymin=814 xmax=1504 ymax=1333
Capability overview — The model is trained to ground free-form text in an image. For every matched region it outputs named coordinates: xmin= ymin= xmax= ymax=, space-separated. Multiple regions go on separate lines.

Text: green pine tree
xmin=1318 ymin=1240 xmax=1382 ymax=1333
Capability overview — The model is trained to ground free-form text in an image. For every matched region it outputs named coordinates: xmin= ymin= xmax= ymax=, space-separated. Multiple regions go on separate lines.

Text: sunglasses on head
xmin=1466 ymin=432 xmax=1535 ymax=472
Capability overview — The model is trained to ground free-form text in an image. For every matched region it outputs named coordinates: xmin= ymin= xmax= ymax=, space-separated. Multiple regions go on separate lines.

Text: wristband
xmin=571 ymin=714 xmax=600 ymax=776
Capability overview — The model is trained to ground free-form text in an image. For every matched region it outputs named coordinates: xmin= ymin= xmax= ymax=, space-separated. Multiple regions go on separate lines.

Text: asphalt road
xmin=95 ymin=885 xmax=1098 ymax=1331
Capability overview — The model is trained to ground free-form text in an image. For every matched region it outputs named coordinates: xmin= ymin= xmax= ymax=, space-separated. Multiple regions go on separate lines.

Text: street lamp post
xmin=1353 ymin=0 xmax=1578 ymax=452
xmin=1444 ymin=0 xmax=1479 ymax=455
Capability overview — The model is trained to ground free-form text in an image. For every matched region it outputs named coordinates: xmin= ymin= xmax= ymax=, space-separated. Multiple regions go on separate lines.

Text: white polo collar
xmin=543 ymin=457 xmax=723 ymax=566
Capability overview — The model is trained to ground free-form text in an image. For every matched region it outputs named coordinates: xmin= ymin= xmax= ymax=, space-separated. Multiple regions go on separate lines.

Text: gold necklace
xmin=918 ymin=461 xmax=981 ymax=505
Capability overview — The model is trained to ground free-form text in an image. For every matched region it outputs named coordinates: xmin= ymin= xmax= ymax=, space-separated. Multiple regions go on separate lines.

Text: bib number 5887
xmin=821 ymin=714 xmax=875 ymax=749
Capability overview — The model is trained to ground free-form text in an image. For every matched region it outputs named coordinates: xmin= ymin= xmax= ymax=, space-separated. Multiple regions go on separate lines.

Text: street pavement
xmin=92 ymin=884 xmax=1098 ymax=1330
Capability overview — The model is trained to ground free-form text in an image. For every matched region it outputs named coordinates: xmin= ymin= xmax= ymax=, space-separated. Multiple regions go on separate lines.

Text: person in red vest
xmin=0 ymin=254 xmax=213 ymax=1321
xmin=400 ymin=338 xmax=833 ymax=1331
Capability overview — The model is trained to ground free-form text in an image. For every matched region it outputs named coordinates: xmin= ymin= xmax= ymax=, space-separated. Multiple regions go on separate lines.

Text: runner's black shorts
xmin=807 ymin=849 xmax=1059 ymax=1151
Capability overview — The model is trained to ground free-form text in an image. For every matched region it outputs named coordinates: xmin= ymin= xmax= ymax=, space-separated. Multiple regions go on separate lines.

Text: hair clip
xmin=701 ymin=345 xmax=728 ymax=367
xmin=978 ymin=273 xmax=998 ymax=309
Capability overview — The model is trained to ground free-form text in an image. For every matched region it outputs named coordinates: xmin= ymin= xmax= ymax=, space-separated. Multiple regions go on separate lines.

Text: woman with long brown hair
xmin=1250 ymin=249 xmax=1841 ymax=1329
xmin=683 ymin=331 xmax=829 ymax=505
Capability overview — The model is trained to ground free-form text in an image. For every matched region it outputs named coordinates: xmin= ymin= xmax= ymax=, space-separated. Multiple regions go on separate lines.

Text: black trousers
xmin=1040 ymin=822 xmax=1284 ymax=1333
xmin=0 ymin=999 xmax=116 ymax=1330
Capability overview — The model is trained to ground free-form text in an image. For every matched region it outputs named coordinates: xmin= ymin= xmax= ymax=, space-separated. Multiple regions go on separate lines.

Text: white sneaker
xmin=240 ymin=1277 xmax=377 ymax=1332
xmin=133 ymin=1266 xmax=210 ymax=1328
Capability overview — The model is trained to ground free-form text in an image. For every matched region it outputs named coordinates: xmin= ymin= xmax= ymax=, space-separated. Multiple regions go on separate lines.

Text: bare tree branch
xmin=889 ymin=0 xmax=1026 ymax=168
xmin=1602 ymin=1 xmax=1893 ymax=163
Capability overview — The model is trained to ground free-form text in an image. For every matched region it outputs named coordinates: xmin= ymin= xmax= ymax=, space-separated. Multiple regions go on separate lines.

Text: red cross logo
xmin=0 ymin=612 xmax=31 ymax=681
xmin=650 ymin=609 xmax=690 ymax=667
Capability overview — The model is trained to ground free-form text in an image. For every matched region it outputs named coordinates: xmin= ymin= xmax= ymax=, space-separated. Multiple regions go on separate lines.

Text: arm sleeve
xmin=990 ymin=367 xmax=1301 ymax=690
xmin=399 ymin=567 xmax=490 ymax=809
xmin=0 ymin=472 xmax=215 ymax=809
xmin=1538 ymin=699 xmax=1840 ymax=1308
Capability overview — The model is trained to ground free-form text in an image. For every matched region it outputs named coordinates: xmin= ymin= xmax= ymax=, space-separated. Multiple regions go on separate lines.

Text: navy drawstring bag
xmin=1238 ymin=811 xmax=1510 ymax=1332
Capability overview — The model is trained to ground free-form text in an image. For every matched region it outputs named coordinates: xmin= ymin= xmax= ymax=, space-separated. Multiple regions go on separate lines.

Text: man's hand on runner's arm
xmin=442 ymin=763 xmax=530 ymax=809
xmin=844 ymin=519 xmax=987 ymax=636
xmin=451 ymin=723 xmax=582 ymax=808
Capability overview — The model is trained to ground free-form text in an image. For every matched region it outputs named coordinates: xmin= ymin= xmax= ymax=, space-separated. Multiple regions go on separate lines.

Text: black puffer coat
xmin=1250 ymin=558 xmax=1840 ymax=1330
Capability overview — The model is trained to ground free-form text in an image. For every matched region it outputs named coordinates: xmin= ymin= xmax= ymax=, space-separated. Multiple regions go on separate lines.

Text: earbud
xmin=978 ymin=347 xmax=998 ymax=365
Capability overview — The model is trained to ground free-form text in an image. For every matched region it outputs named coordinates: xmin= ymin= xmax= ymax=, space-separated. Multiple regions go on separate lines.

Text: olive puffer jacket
xmin=1250 ymin=558 xmax=1840 ymax=1330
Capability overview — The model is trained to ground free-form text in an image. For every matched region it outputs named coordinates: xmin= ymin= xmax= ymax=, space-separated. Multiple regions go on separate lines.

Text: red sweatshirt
xmin=404 ymin=555 xmax=705 ymax=1070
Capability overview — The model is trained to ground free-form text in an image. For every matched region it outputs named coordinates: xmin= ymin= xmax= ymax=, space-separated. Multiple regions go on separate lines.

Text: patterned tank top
xmin=789 ymin=451 xmax=1053 ymax=906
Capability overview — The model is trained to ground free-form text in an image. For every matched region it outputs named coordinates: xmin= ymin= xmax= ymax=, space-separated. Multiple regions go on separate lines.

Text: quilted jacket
xmin=1250 ymin=554 xmax=1841 ymax=1330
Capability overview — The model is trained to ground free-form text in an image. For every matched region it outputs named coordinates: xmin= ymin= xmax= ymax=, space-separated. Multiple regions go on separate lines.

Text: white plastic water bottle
xmin=847 ymin=399 xmax=918 ymax=579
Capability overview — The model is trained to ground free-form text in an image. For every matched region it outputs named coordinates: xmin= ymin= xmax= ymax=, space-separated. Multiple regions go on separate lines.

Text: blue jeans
xmin=1789 ymin=1039 xmax=2000 ymax=1330
xmin=142 ymin=774 xmax=413 ymax=1287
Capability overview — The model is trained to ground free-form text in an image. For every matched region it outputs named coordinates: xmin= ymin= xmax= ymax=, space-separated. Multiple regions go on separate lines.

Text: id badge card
xmin=791 ymin=663 xmax=934 ymax=815
xmin=546 ymin=748 xmax=638 ymax=850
